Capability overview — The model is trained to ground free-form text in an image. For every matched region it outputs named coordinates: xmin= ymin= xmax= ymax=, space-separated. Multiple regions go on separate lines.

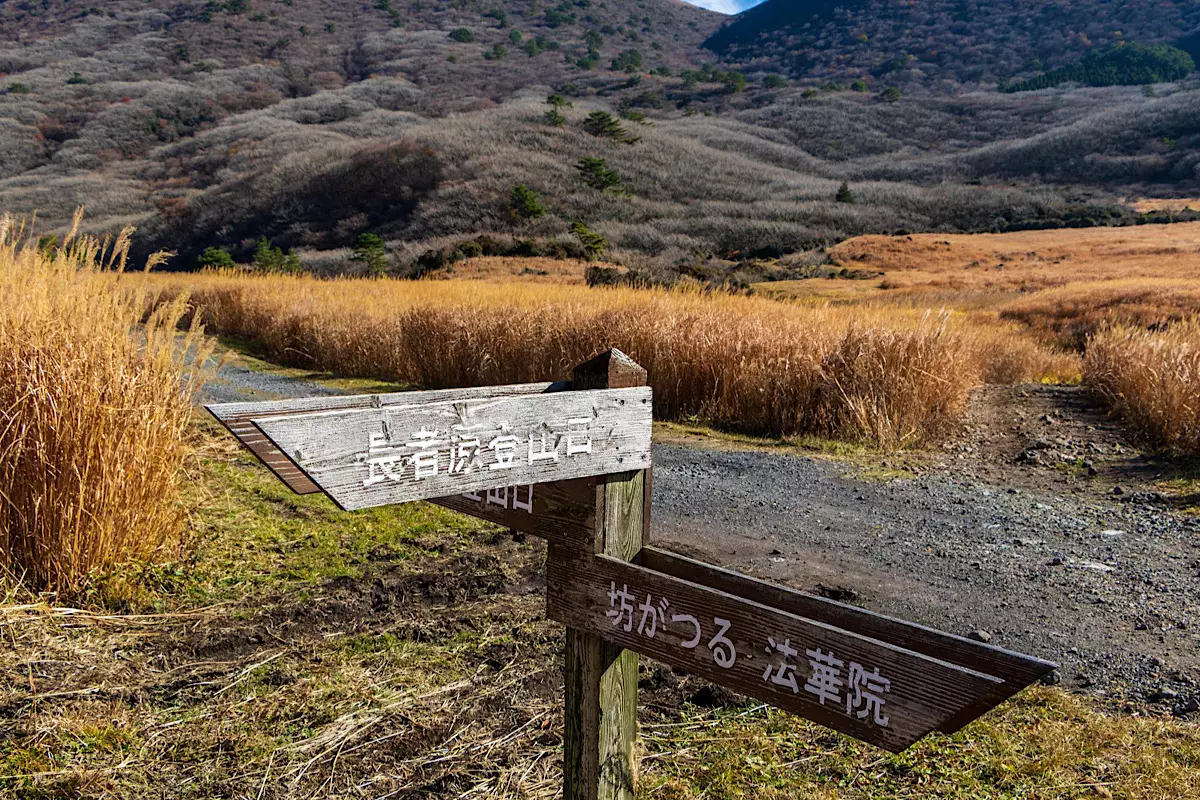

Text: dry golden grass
xmin=438 ymin=256 xmax=596 ymax=284
xmin=759 ymin=224 xmax=1200 ymax=357
xmin=1086 ymin=322 xmax=1200 ymax=454
xmin=1000 ymin=278 xmax=1200 ymax=350
xmin=137 ymin=271 xmax=1072 ymax=448
xmin=0 ymin=214 xmax=211 ymax=596
xmin=829 ymin=223 xmax=1200 ymax=293
xmin=1129 ymin=197 xmax=1200 ymax=214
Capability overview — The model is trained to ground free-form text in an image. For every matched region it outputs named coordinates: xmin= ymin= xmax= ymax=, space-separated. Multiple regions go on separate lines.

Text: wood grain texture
xmin=563 ymin=349 xmax=645 ymax=800
xmin=206 ymin=381 xmax=567 ymax=495
xmin=250 ymin=388 xmax=652 ymax=511
xmin=429 ymin=478 xmax=598 ymax=545
xmin=636 ymin=547 xmax=1056 ymax=734
xmin=547 ymin=546 xmax=1004 ymax=753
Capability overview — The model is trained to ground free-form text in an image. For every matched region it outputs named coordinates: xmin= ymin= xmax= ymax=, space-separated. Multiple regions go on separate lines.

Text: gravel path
xmin=201 ymin=366 xmax=1200 ymax=715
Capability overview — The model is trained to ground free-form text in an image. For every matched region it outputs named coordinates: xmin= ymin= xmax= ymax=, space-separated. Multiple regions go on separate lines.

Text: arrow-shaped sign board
xmin=633 ymin=547 xmax=1057 ymax=735
xmin=207 ymin=388 xmax=604 ymax=547
xmin=248 ymin=387 xmax=653 ymax=511
xmin=206 ymin=382 xmax=569 ymax=496
xmin=548 ymin=543 xmax=1053 ymax=753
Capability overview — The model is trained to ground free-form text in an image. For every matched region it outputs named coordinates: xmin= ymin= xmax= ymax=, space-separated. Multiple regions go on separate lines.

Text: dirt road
xmin=203 ymin=365 xmax=1200 ymax=716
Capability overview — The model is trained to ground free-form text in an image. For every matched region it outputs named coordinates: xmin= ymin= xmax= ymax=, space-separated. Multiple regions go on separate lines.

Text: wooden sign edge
xmin=547 ymin=544 xmax=1004 ymax=753
xmin=636 ymin=549 xmax=1058 ymax=678
xmin=244 ymin=385 xmax=652 ymax=428
xmin=205 ymin=380 xmax=571 ymax=422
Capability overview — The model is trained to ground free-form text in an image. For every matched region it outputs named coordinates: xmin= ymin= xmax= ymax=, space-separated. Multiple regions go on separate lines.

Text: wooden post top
xmin=573 ymin=349 xmax=647 ymax=390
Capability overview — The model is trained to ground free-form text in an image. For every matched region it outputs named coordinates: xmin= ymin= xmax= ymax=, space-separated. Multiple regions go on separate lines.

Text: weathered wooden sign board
xmin=250 ymin=387 xmax=652 ymax=511
xmin=208 ymin=349 xmax=1056 ymax=797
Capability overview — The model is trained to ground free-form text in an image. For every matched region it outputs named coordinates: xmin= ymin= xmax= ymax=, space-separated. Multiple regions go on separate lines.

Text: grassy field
xmin=1 ymin=218 xmax=1199 ymax=796
xmin=141 ymin=269 xmax=1078 ymax=450
xmin=2 ymin=415 xmax=1197 ymax=799
xmin=134 ymin=220 xmax=1200 ymax=457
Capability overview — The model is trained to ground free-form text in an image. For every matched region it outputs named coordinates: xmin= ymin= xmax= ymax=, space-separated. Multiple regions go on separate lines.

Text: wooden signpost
xmin=208 ymin=349 xmax=1056 ymax=796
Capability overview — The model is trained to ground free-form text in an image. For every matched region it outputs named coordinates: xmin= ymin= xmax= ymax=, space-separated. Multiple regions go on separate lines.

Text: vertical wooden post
xmin=563 ymin=349 xmax=648 ymax=800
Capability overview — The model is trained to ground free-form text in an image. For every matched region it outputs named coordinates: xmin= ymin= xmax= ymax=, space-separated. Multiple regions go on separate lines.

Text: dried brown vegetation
xmin=2 ymin=435 xmax=1198 ymax=799
xmin=777 ymin=223 xmax=1200 ymax=453
xmin=2 ymin=3 xmax=1198 ymax=278
xmin=143 ymin=271 xmax=1073 ymax=449
xmin=0 ymin=214 xmax=210 ymax=595
xmin=1086 ymin=322 xmax=1200 ymax=455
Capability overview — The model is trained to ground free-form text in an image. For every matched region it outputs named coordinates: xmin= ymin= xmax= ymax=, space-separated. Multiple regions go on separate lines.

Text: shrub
xmin=0 ymin=215 xmax=210 ymax=595
xmin=545 ymin=107 xmax=566 ymax=126
xmin=836 ymin=182 xmax=855 ymax=204
xmin=1005 ymin=42 xmax=1196 ymax=93
xmin=252 ymin=237 xmax=301 ymax=273
xmin=36 ymin=235 xmax=59 ymax=256
xmin=484 ymin=44 xmax=508 ymax=60
xmin=762 ymin=74 xmax=789 ymax=88
xmin=850 ymin=79 xmax=869 ymax=92
xmin=880 ymin=86 xmax=902 ymax=103
xmin=612 ymin=50 xmax=644 ymax=73
xmin=575 ymin=157 xmax=623 ymax=191
xmin=349 ymin=233 xmax=388 ymax=277
xmin=197 ymin=246 xmax=235 ymax=269
xmin=721 ymin=71 xmax=747 ymax=93
xmin=6 ymin=82 xmax=31 ymax=94
xmin=449 ymin=28 xmax=475 ymax=43
xmin=509 ymin=185 xmax=546 ymax=220
xmin=585 ymin=265 xmax=625 ymax=285
xmin=570 ymin=221 xmax=606 ymax=258
xmin=582 ymin=110 xmax=639 ymax=144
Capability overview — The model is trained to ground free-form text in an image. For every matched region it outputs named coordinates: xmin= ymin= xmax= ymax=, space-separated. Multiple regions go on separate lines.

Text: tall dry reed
xmin=148 ymin=272 xmax=995 ymax=448
xmin=0 ymin=214 xmax=210 ymax=596
xmin=1086 ymin=322 xmax=1200 ymax=455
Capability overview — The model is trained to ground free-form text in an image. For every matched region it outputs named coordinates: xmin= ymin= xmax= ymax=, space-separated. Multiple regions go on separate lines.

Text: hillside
xmin=705 ymin=0 xmax=1200 ymax=91
xmin=0 ymin=0 xmax=1199 ymax=278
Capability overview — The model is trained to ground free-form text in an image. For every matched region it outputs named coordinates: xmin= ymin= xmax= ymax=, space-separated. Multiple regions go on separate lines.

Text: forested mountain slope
xmin=0 ymin=0 xmax=1198 ymax=279
xmin=706 ymin=0 xmax=1200 ymax=91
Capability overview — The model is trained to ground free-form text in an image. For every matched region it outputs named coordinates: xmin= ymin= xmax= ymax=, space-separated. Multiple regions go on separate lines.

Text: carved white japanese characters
xmin=546 ymin=549 xmax=1016 ymax=753
xmin=251 ymin=388 xmax=651 ymax=511
xmin=604 ymin=581 xmax=892 ymax=728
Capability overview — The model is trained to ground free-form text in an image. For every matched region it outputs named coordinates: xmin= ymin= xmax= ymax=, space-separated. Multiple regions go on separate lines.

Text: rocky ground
xmin=205 ymin=365 xmax=1200 ymax=719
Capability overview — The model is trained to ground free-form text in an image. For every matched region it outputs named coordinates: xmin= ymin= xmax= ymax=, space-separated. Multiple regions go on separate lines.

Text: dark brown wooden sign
xmin=633 ymin=547 xmax=1056 ymax=734
xmin=250 ymin=388 xmax=652 ymax=511
xmin=548 ymin=543 xmax=1020 ymax=753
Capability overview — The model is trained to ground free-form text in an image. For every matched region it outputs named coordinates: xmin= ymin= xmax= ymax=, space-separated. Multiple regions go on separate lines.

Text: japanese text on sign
xmin=461 ymin=484 xmax=535 ymax=513
xmin=362 ymin=419 xmax=593 ymax=487
xmin=605 ymin=581 xmax=892 ymax=728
